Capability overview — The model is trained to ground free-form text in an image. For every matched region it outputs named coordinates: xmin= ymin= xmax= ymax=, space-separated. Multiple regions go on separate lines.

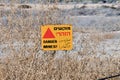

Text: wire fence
xmin=98 ymin=74 xmax=120 ymax=80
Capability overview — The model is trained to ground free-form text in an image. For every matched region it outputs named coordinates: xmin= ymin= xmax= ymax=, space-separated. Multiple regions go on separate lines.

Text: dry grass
xmin=18 ymin=4 xmax=32 ymax=9
xmin=0 ymin=24 xmax=119 ymax=80
xmin=0 ymin=2 xmax=120 ymax=80
xmin=90 ymin=32 xmax=114 ymax=43
xmin=0 ymin=3 xmax=4 ymax=6
xmin=73 ymin=27 xmax=114 ymax=43
xmin=0 ymin=51 xmax=119 ymax=80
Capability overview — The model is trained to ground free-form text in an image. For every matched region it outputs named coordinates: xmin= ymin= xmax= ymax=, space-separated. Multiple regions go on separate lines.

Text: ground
xmin=0 ymin=3 xmax=120 ymax=80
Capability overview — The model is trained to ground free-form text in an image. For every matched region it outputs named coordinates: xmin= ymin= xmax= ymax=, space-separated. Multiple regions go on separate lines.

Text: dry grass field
xmin=0 ymin=2 xmax=120 ymax=80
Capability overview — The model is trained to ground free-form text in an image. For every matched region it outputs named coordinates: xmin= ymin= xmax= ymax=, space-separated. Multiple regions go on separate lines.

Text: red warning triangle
xmin=43 ymin=28 xmax=55 ymax=38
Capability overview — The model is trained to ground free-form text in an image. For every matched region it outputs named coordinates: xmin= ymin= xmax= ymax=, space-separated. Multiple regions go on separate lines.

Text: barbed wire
xmin=98 ymin=74 xmax=120 ymax=80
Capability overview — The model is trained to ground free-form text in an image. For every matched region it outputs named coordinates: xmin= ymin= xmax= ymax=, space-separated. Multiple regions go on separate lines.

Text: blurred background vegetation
xmin=0 ymin=0 xmax=120 ymax=3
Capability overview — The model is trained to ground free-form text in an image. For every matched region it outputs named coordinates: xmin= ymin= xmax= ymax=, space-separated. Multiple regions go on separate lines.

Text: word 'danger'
xmin=41 ymin=24 xmax=73 ymax=50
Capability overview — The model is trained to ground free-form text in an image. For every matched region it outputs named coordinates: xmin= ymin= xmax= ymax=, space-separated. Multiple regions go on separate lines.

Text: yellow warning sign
xmin=41 ymin=24 xmax=73 ymax=50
